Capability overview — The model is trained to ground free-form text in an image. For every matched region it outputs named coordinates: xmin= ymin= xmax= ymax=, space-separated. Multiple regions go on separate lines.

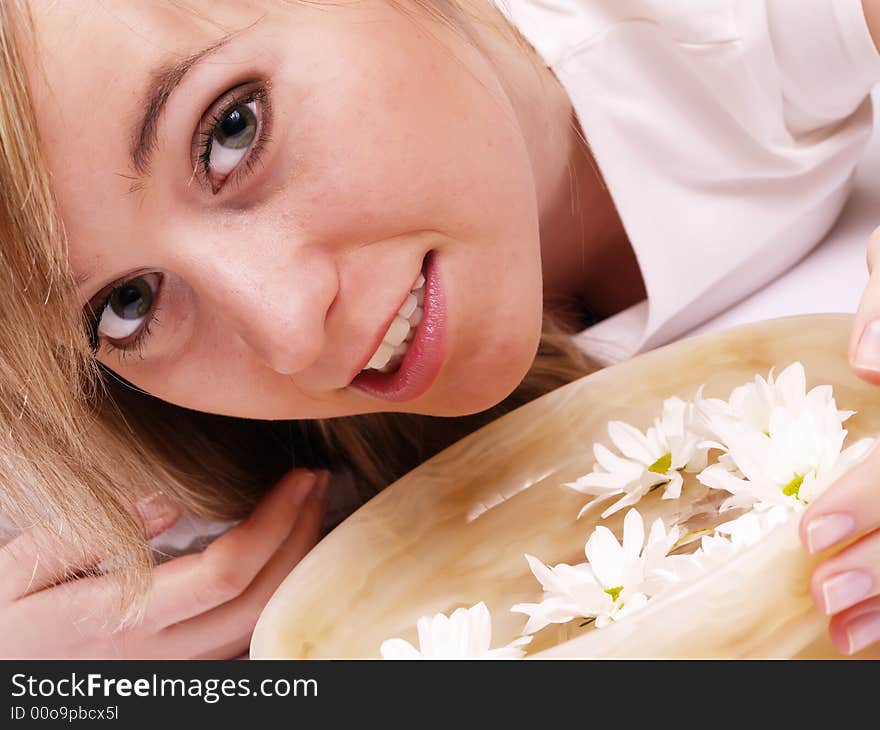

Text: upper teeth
xmin=363 ymin=272 xmax=425 ymax=373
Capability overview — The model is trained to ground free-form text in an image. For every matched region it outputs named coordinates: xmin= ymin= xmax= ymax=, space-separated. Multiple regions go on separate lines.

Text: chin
xmin=420 ymin=332 xmax=541 ymax=417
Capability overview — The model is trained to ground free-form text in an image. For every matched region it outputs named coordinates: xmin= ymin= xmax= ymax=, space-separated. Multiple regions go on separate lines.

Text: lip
xmin=346 ymin=255 xmax=427 ymax=381
xmin=348 ymin=251 xmax=446 ymax=403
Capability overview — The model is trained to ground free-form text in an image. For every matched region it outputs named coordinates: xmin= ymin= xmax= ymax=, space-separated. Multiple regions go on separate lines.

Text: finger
xmin=138 ymin=468 xmax=320 ymax=631
xmin=799 ymin=439 xmax=880 ymax=554
xmin=809 ymin=528 xmax=880 ymax=622
xmin=94 ymin=471 xmax=329 ymax=660
xmin=19 ymin=468 xmax=319 ymax=652
xmin=162 ymin=471 xmax=330 ymax=659
xmin=849 ymin=225 xmax=880 ymax=383
xmin=0 ymin=492 xmax=181 ymax=601
xmin=0 ymin=598 xmax=86 ymax=658
xmin=19 ymin=469 xmax=319 ymax=645
xmin=827 ymin=594 xmax=880 ymax=656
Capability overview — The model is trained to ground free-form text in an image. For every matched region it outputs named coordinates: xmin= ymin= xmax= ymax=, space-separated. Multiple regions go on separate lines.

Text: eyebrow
xmin=129 ymin=34 xmax=235 ymax=178
xmin=74 ymin=36 xmax=235 ymax=289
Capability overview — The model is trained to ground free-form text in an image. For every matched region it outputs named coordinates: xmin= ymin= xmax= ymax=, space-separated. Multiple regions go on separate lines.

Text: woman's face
xmin=27 ymin=0 xmax=545 ymax=419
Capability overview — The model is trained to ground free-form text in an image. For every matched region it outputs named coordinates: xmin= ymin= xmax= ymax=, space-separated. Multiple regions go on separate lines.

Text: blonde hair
xmin=0 ymin=0 xmax=597 ymax=625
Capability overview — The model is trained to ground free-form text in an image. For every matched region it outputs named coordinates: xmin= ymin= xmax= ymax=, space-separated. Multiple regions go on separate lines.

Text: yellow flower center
xmin=648 ymin=453 xmax=672 ymax=474
xmin=605 ymin=585 xmax=623 ymax=602
xmin=782 ymin=474 xmax=805 ymax=499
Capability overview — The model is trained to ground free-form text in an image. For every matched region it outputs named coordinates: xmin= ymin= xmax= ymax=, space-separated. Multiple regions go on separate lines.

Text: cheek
xmin=107 ymin=345 xmax=314 ymax=419
xmin=271 ymin=11 xmax=540 ymax=252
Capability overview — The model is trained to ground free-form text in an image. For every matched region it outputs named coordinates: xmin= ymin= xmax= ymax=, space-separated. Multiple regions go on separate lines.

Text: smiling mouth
xmin=359 ymin=265 xmax=426 ymax=375
xmin=349 ymin=251 xmax=445 ymax=403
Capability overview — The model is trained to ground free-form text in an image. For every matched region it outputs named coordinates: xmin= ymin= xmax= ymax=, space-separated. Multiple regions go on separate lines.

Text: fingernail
xmin=846 ymin=611 xmax=880 ymax=655
xmin=854 ymin=320 xmax=880 ymax=371
xmin=291 ymin=471 xmax=318 ymax=505
xmin=136 ymin=492 xmax=176 ymax=533
xmin=821 ymin=570 xmax=873 ymax=614
xmin=806 ymin=513 xmax=855 ymax=553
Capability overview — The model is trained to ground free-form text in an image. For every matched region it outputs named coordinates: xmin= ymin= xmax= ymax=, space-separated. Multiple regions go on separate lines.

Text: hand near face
xmin=0 ymin=468 xmax=328 ymax=658
xmin=799 ymin=225 xmax=880 ymax=654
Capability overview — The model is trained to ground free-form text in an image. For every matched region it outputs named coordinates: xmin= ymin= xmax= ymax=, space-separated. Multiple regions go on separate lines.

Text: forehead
xmin=29 ymin=0 xmax=263 ymax=142
xmin=31 ymin=0 xmax=262 ymax=63
xmin=33 ymin=2 xmax=231 ymax=84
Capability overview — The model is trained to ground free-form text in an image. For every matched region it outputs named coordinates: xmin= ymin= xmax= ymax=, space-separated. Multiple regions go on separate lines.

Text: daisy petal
xmin=608 ymin=421 xmax=657 ymax=464
xmin=577 ymin=492 xmax=619 ymax=520
xmin=593 ymin=443 xmax=645 ymax=479
xmin=566 ymin=471 xmax=630 ymax=493
xmin=600 ymin=490 xmax=644 ymax=519
xmin=380 ymin=638 xmax=422 ymax=659
xmin=621 ymin=508 xmax=645 ymax=562
xmin=662 ymin=471 xmax=683 ymax=500
xmin=584 ymin=525 xmax=625 ymax=588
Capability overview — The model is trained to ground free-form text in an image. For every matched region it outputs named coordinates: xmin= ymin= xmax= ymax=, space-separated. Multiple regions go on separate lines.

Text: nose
xmin=183 ymin=244 xmax=338 ymax=376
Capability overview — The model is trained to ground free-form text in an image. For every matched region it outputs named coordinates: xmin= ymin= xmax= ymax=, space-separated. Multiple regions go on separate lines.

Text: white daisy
xmin=566 ymin=397 xmax=711 ymax=519
xmin=511 ymin=509 xmax=681 ymax=633
xmin=697 ymin=386 xmax=875 ymax=511
xmin=653 ymin=503 xmax=794 ymax=584
xmin=700 ymin=504 xmax=790 ymax=566
xmin=380 ymin=602 xmax=531 ymax=659
xmin=716 ymin=503 xmax=792 ymax=543
xmin=696 ymin=362 xmax=854 ymax=442
xmin=797 ymin=435 xmax=876 ymax=504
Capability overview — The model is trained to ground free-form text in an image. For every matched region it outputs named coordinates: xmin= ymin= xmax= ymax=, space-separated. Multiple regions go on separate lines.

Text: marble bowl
xmin=251 ymin=314 xmax=880 ymax=659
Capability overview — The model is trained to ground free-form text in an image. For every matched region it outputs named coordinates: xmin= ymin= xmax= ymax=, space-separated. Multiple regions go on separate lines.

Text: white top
xmin=492 ymin=0 xmax=880 ymax=365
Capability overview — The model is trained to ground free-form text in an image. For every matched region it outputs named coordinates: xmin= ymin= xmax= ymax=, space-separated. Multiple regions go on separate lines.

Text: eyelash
xmin=195 ymin=83 xmax=272 ymax=193
xmin=86 ymin=275 xmax=163 ymax=359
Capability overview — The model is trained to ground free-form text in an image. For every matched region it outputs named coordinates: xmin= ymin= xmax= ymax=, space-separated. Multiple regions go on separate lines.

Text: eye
xmin=96 ymin=274 xmax=160 ymax=341
xmin=208 ymin=100 xmax=257 ymax=177
xmin=196 ymin=83 xmax=270 ymax=193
